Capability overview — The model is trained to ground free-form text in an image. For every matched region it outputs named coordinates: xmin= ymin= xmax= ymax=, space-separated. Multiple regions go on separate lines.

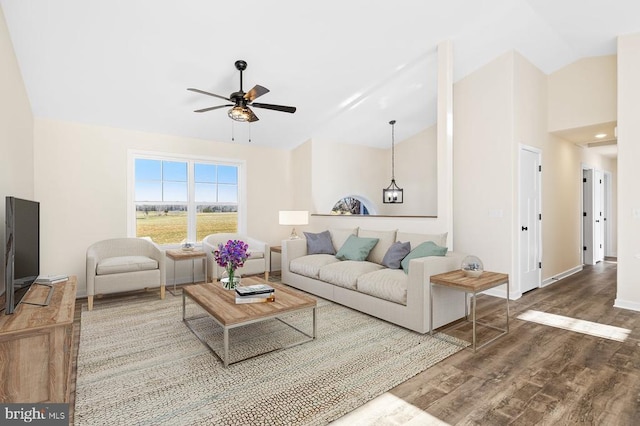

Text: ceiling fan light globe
xmin=228 ymin=106 xmax=249 ymax=122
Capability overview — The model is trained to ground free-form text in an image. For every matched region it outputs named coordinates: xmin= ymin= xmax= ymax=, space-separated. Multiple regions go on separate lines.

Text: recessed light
xmin=595 ymin=133 xmax=607 ymax=139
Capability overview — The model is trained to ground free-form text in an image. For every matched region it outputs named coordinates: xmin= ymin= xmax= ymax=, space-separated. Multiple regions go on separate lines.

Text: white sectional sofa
xmin=281 ymin=228 xmax=466 ymax=334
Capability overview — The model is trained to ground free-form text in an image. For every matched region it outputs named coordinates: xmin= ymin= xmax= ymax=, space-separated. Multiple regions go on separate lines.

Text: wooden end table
xmin=166 ymin=249 xmax=208 ymax=295
xmin=430 ymin=270 xmax=509 ymax=351
xmin=268 ymin=245 xmax=282 ymax=280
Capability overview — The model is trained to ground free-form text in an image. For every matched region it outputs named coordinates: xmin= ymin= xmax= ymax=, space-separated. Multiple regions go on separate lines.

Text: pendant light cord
xmin=390 ymin=120 xmax=396 ymax=180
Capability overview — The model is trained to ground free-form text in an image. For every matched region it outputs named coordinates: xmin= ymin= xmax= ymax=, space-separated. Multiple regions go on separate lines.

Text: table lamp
xmin=279 ymin=210 xmax=309 ymax=239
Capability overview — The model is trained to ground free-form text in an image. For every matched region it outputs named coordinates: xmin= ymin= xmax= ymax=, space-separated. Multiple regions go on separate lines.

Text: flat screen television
xmin=4 ymin=196 xmax=42 ymax=314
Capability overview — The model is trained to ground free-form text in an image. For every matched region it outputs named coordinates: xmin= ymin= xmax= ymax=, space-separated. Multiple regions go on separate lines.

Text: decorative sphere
xmin=461 ymin=255 xmax=484 ymax=278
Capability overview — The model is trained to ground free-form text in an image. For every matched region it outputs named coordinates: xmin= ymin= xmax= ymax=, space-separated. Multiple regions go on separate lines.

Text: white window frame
xmin=127 ymin=150 xmax=247 ymax=248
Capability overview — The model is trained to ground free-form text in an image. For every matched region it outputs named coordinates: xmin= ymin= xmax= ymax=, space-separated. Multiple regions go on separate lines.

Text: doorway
xmin=582 ymin=166 xmax=606 ymax=265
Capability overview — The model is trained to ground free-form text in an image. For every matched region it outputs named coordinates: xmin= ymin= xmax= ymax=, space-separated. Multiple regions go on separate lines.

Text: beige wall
xmin=0 ymin=7 xmax=34 ymax=294
xmin=307 ymin=127 xmax=437 ymax=217
xmin=453 ymin=50 xmax=618 ymax=298
xmin=548 ymin=55 xmax=617 ymax=132
xmin=453 ymin=51 xmax=515 ymax=288
xmin=616 ymin=33 xmax=640 ymax=311
xmin=33 ymin=119 xmax=292 ymax=296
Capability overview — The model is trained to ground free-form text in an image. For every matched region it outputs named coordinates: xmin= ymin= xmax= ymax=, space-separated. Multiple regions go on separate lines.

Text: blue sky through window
xmin=135 ymin=158 xmax=238 ymax=202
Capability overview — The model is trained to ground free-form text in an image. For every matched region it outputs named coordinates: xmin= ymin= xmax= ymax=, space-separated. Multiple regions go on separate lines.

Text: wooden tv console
xmin=0 ymin=276 xmax=77 ymax=403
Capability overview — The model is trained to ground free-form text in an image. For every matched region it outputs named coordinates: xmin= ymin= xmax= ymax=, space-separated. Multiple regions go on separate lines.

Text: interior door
xmin=519 ymin=147 xmax=541 ymax=294
xmin=583 ymin=169 xmax=594 ymax=265
xmin=594 ymin=170 xmax=604 ymax=262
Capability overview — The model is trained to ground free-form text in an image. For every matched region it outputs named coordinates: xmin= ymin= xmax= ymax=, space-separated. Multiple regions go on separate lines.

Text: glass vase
xmin=220 ymin=269 xmax=241 ymax=290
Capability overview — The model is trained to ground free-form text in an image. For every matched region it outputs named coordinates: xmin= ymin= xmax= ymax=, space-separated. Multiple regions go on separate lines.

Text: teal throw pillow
xmin=401 ymin=241 xmax=448 ymax=273
xmin=335 ymin=235 xmax=379 ymax=261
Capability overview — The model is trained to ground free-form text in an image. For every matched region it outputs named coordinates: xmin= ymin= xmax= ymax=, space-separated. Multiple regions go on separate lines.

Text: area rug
xmin=75 ymin=293 xmax=467 ymax=425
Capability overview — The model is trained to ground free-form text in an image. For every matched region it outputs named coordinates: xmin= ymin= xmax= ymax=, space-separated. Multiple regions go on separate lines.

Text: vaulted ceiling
xmin=1 ymin=0 xmax=638 ymax=150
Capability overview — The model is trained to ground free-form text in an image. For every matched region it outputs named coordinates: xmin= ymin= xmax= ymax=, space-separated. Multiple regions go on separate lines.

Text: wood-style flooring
xmin=69 ymin=261 xmax=640 ymax=425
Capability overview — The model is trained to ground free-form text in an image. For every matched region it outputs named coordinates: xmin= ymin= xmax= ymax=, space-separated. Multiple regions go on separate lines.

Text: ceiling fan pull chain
xmin=231 ymin=120 xmax=235 ymax=142
xmin=249 ymin=122 xmax=252 ymax=143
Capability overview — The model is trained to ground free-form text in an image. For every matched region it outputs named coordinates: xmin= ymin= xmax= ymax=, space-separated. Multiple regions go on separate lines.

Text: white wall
xmin=616 ymin=33 xmax=640 ymax=311
xmin=0 ymin=6 xmax=34 ymax=295
xmin=33 ymin=119 xmax=292 ymax=296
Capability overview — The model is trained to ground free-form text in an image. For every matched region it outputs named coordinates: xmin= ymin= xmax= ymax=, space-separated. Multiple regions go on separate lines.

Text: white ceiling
xmin=1 ymin=0 xmax=639 ymax=150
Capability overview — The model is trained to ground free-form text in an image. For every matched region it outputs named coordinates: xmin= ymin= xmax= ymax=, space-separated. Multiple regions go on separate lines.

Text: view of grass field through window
xmin=136 ymin=209 xmax=237 ymax=245
xmin=134 ymin=156 xmax=240 ymax=245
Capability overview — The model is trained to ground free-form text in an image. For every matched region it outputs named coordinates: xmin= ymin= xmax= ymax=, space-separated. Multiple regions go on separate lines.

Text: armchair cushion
xmin=96 ymin=256 xmax=159 ymax=275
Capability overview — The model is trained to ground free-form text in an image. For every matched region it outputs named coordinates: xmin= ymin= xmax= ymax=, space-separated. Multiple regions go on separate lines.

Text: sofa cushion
xmin=335 ymin=235 xmax=379 ymax=261
xmin=329 ymin=228 xmax=358 ymax=252
xmin=357 ymin=269 xmax=408 ymax=305
xmin=381 ymin=241 xmax=411 ymax=269
xmin=96 ymin=256 xmax=158 ymax=275
xmin=290 ymin=254 xmax=340 ymax=279
xmin=303 ymin=230 xmax=336 ymax=255
xmin=358 ymin=229 xmax=397 ymax=265
xmin=401 ymin=241 xmax=448 ymax=273
xmin=396 ymin=231 xmax=447 ymax=248
xmin=319 ymin=260 xmax=383 ymax=290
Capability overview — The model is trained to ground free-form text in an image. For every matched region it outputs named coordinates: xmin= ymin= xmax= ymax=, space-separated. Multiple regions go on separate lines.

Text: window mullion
xmin=188 ymin=161 xmax=196 ymax=243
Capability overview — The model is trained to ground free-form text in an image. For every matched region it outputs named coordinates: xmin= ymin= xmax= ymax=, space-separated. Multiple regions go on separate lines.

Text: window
xmin=331 ymin=196 xmax=370 ymax=215
xmin=130 ymin=153 xmax=244 ymax=245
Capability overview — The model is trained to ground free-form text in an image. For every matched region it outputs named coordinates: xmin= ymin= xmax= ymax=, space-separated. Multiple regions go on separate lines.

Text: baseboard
xmin=614 ymin=299 xmax=640 ymax=312
xmin=541 ymin=265 xmax=583 ymax=288
xmin=479 ymin=287 xmax=518 ymax=300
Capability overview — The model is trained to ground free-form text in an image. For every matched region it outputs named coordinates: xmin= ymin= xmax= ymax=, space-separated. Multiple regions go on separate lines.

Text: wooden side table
xmin=430 ymin=270 xmax=509 ymax=351
xmin=268 ymin=246 xmax=282 ymax=280
xmin=166 ymin=249 xmax=208 ymax=295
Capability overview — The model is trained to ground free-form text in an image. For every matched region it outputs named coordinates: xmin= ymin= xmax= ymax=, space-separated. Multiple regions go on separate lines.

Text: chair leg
xmin=88 ymin=296 xmax=93 ymax=311
xmin=160 ymin=284 xmax=166 ymax=299
xmin=265 ymin=271 xmax=269 ymax=281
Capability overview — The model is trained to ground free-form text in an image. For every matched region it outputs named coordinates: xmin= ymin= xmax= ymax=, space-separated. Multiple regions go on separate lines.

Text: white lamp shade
xmin=279 ymin=210 xmax=309 ymax=226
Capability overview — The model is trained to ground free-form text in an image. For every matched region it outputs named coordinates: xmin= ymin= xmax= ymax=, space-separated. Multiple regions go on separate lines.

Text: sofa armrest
xmin=281 ymin=238 xmax=308 ymax=284
xmin=405 ymin=251 xmax=466 ymax=329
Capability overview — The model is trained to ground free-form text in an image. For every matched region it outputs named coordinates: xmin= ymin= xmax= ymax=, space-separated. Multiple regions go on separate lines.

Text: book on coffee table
xmin=235 ymin=292 xmax=275 ymax=304
xmin=235 ymin=284 xmax=275 ymax=296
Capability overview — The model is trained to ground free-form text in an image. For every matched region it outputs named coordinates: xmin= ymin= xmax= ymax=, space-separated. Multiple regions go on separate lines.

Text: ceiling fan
xmin=187 ymin=60 xmax=296 ymax=123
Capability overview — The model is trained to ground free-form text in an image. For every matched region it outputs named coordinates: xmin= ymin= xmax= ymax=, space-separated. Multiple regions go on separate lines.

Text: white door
xmin=594 ymin=170 xmax=605 ymax=262
xmin=519 ymin=147 xmax=541 ymax=294
xmin=582 ymin=169 xmax=594 ymax=265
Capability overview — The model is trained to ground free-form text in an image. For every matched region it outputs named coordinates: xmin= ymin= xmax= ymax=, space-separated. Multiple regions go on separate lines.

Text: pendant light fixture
xmin=383 ymin=120 xmax=403 ymax=204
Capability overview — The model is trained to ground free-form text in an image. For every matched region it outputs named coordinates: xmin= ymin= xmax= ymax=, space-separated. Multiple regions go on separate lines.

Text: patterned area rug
xmin=75 ymin=293 xmax=467 ymax=425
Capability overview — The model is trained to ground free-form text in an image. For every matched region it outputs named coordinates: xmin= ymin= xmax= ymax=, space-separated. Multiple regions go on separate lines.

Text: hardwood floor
xmin=343 ymin=260 xmax=640 ymax=425
xmin=69 ymin=261 xmax=640 ymax=425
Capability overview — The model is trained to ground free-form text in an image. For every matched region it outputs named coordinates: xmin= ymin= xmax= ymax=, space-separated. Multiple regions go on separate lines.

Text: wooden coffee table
xmin=182 ymin=276 xmax=317 ymax=367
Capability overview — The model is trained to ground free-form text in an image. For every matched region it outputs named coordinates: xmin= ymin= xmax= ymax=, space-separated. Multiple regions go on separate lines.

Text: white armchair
xmin=202 ymin=233 xmax=270 ymax=282
xmin=86 ymin=238 xmax=166 ymax=310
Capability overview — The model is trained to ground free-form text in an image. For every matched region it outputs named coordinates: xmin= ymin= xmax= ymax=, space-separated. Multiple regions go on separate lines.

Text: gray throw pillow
xmin=304 ymin=230 xmax=336 ymax=255
xmin=381 ymin=241 xmax=411 ymax=269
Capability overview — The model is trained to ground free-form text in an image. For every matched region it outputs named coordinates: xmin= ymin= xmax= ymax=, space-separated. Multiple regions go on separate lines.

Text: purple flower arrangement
xmin=213 ymin=239 xmax=250 ymax=287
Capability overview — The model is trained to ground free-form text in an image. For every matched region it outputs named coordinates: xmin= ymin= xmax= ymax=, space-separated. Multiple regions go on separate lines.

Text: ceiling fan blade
xmin=246 ymin=107 xmax=259 ymax=122
xmin=187 ymin=88 xmax=231 ymax=102
xmin=194 ymin=104 xmax=233 ymax=113
xmin=244 ymin=85 xmax=270 ymax=102
xmin=251 ymin=102 xmax=297 ymax=114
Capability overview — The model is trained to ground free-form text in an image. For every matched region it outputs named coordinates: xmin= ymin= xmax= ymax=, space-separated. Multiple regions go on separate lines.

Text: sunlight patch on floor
xmin=517 ymin=310 xmax=630 ymax=342
xmin=331 ymin=392 xmax=450 ymax=425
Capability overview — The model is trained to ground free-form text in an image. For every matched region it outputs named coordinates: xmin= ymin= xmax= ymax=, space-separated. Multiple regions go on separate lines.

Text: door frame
xmin=581 ymin=163 xmax=608 ymax=264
